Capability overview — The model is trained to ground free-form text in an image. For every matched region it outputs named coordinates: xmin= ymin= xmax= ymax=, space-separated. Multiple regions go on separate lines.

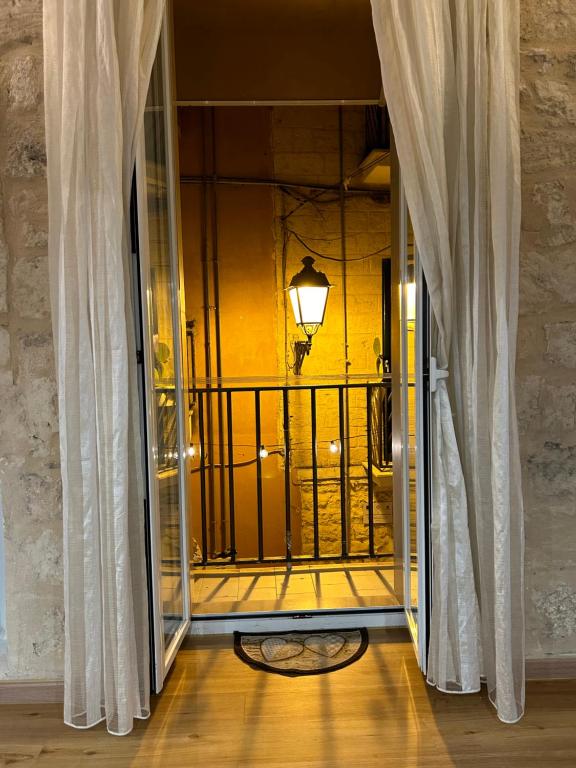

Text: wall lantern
xmin=288 ymin=256 xmax=332 ymax=375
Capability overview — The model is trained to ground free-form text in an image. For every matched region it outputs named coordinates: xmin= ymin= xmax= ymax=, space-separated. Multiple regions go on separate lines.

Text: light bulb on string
xmin=329 ymin=440 xmax=341 ymax=454
xmin=259 ymin=444 xmax=269 ymax=459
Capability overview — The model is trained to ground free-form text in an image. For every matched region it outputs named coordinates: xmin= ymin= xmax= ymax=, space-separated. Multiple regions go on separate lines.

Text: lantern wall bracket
xmin=292 ymin=339 xmax=312 ymax=376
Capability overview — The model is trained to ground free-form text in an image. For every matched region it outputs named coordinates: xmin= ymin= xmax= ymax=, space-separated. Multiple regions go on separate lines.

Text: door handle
xmin=429 ymin=356 xmax=449 ymax=393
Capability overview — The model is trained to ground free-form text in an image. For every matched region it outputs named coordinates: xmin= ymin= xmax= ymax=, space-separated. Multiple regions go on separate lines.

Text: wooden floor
xmin=1 ymin=629 xmax=575 ymax=767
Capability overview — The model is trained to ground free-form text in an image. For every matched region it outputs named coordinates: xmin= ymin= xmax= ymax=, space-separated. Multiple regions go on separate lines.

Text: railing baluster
xmin=197 ymin=391 xmax=208 ymax=565
xmin=283 ymin=389 xmax=292 ymax=563
xmin=367 ymin=384 xmax=375 ymax=557
xmin=386 ymin=386 xmax=393 ymax=465
xmin=226 ymin=391 xmax=236 ymax=562
xmin=338 ymin=386 xmax=348 ymax=558
xmin=255 ymin=390 xmax=264 ymax=562
xmin=311 ymin=388 xmax=319 ymax=559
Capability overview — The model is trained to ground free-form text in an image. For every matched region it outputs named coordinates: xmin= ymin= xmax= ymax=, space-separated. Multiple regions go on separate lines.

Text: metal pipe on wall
xmin=208 ymin=107 xmax=229 ymax=555
xmin=338 ymin=106 xmax=352 ymax=552
xmin=199 ymin=110 xmax=216 ymax=557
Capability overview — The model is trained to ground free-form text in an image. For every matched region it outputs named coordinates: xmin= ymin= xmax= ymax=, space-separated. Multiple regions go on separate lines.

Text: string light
xmin=259 ymin=445 xmax=269 ymax=459
xmin=329 ymin=440 xmax=341 ymax=454
xmin=187 ymin=445 xmax=196 ymax=458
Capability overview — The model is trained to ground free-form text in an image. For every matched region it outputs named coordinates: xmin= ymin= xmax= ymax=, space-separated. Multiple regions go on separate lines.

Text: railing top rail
xmin=188 ymin=382 xmax=390 ymax=394
xmin=187 ymin=376 xmax=392 ymax=395
xmin=154 ymin=379 xmax=422 ymax=397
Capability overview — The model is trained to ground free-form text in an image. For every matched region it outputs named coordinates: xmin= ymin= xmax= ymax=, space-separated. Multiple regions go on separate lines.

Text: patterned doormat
xmin=234 ymin=628 xmax=369 ymax=676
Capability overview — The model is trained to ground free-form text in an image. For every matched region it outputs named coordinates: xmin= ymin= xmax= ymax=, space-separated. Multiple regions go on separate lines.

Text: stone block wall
xmin=0 ymin=0 xmax=573 ymax=681
xmin=271 ymin=106 xmax=391 ymax=554
xmin=518 ymin=0 xmax=576 ymax=658
xmin=297 ymin=465 xmax=394 ymax=557
xmin=0 ymin=0 xmax=63 ymax=679
xmin=272 ymin=106 xmax=390 ymax=384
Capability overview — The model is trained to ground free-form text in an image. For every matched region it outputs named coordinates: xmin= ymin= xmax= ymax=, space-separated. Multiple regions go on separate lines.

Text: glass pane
xmin=144 ymin=44 xmax=184 ymax=650
xmin=400 ymin=205 xmax=419 ymax=625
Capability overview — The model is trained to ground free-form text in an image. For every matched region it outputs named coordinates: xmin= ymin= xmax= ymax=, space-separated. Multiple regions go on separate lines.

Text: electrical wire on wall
xmin=182 ymin=107 xmax=393 ymax=562
xmin=188 ymin=432 xmax=375 ymax=474
xmin=275 ymin=178 xmax=390 ymax=375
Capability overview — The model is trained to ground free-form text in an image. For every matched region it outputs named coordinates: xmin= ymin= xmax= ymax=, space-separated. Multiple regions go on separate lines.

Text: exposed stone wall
xmin=518 ymin=0 xmax=576 ymax=658
xmin=272 ymin=106 xmax=390 ymax=382
xmin=0 ymin=0 xmax=63 ymax=679
xmin=0 ymin=0 xmax=574 ymax=681
xmin=271 ymin=106 xmax=393 ymax=555
xmin=297 ymin=466 xmax=394 ymax=557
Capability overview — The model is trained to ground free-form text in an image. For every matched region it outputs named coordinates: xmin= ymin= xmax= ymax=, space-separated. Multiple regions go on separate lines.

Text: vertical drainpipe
xmin=338 ymin=107 xmax=352 ymax=550
xmin=200 ymin=109 xmax=216 ymax=556
xmin=208 ymin=107 xmax=228 ymax=555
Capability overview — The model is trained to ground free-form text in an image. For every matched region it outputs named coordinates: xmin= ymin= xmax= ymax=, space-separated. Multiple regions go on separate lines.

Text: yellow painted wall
xmin=172 ymin=0 xmax=382 ymax=103
xmin=179 ymin=107 xmax=293 ymax=559
xmin=179 ymin=106 xmax=394 ymax=560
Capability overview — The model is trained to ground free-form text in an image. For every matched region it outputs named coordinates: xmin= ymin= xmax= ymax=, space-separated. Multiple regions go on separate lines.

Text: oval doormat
xmin=234 ymin=628 xmax=369 ymax=676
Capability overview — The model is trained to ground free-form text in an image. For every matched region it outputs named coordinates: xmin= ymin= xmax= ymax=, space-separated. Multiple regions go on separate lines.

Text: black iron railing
xmin=156 ymin=387 xmax=178 ymax=473
xmin=371 ymin=384 xmax=393 ymax=470
xmin=188 ymin=378 xmax=392 ymax=566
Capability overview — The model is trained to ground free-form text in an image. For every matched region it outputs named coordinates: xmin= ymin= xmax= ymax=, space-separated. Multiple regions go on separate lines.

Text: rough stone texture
xmin=519 ymin=0 xmax=576 ymax=659
xmin=0 ymin=0 xmax=574 ymax=681
xmin=272 ymin=106 xmax=390 ymax=382
xmin=297 ymin=466 xmax=394 ymax=557
xmin=270 ymin=107 xmax=393 ymax=555
xmin=0 ymin=0 xmax=63 ymax=680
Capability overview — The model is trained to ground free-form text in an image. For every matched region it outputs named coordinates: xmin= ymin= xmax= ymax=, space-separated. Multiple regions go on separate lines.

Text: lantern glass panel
xmin=288 ymin=285 xmax=329 ymax=332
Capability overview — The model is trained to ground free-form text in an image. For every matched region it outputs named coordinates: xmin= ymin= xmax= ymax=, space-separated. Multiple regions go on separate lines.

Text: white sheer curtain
xmin=43 ymin=0 xmax=165 ymax=736
xmin=370 ymin=1 xmax=524 ymax=722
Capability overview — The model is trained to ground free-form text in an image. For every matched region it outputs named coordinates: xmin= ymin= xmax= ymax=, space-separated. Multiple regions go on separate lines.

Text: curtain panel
xmin=370 ymin=0 xmax=524 ymax=722
xmin=43 ymin=0 xmax=165 ymax=736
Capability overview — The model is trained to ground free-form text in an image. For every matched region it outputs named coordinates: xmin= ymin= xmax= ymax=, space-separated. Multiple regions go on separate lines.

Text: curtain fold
xmin=370 ymin=0 xmax=524 ymax=722
xmin=43 ymin=0 xmax=165 ymax=736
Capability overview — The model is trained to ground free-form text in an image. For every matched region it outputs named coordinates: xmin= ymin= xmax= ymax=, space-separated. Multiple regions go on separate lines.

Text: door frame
xmin=135 ymin=10 xmax=190 ymax=693
xmin=142 ymin=10 xmax=432 ymax=655
xmin=392 ymin=145 xmax=431 ymax=673
xmin=402 ymin=244 xmax=431 ymax=673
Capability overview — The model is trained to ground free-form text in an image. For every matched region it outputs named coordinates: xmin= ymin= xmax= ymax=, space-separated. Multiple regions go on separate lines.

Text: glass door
xmin=136 ymin=16 xmax=190 ymax=692
xmin=398 ymin=181 xmax=430 ymax=672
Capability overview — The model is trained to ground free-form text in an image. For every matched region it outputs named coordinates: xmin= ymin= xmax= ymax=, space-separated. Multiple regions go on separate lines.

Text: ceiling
xmin=172 ymin=0 xmax=383 ymax=103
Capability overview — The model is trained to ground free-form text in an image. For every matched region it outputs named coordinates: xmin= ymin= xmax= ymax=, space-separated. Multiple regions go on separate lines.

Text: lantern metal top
xmin=288 ymin=256 xmax=331 ymax=290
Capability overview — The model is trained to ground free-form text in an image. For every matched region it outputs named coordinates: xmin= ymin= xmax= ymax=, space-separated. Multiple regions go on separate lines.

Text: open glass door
xmin=135 ymin=15 xmax=190 ymax=692
xmin=398 ymin=180 xmax=431 ymax=672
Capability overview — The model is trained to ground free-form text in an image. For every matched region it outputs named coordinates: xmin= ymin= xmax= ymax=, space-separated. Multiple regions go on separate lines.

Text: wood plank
xmin=0 ymin=681 xmax=64 ymax=704
xmin=526 ymin=656 xmax=576 ymax=680
xmin=0 ymin=630 xmax=574 ymax=767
